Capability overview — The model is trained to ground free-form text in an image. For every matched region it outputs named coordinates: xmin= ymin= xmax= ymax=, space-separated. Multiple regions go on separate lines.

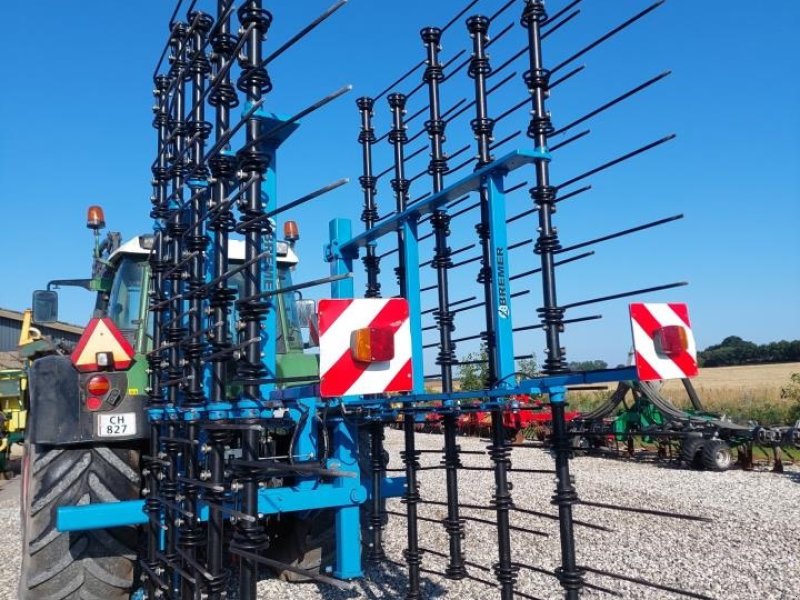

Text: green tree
xmin=457 ymin=347 xmax=488 ymax=391
xmin=567 ymin=359 xmax=608 ymax=371
xmin=781 ymin=373 xmax=800 ymax=424
xmin=516 ymin=353 xmax=538 ymax=382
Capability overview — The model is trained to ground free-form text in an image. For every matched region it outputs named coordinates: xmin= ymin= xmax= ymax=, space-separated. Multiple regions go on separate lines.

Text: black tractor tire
xmin=701 ymin=439 xmax=732 ymax=472
xmin=680 ymin=436 xmax=706 ymax=469
xmin=271 ymin=510 xmax=336 ymax=582
xmin=18 ymin=442 xmax=141 ymax=600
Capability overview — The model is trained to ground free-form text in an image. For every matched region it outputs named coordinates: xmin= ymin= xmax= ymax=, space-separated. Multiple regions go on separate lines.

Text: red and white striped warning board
xmin=318 ymin=298 xmax=413 ymax=398
xmin=629 ymin=302 xmax=698 ymax=381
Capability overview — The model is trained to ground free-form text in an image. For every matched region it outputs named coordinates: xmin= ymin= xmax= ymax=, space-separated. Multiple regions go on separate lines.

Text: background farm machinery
xmin=16 ymin=2 xmax=797 ymax=600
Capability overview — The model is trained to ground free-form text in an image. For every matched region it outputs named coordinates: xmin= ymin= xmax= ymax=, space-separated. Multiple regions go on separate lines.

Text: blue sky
xmin=0 ymin=0 xmax=798 ymax=369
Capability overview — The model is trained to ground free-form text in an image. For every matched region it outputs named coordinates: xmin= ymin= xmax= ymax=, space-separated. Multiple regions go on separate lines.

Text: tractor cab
xmin=102 ymin=233 xmax=318 ymax=385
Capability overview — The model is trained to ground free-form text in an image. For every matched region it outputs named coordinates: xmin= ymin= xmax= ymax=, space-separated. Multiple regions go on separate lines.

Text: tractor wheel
xmin=701 ymin=439 xmax=732 ymax=472
xmin=18 ymin=442 xmax=141 ymax=600
xmin=680 ymin=436 xmax=706 ymax=469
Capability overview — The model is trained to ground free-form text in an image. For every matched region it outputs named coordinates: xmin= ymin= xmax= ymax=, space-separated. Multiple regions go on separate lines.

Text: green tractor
xmin=19 ymin=206 xmax=320 ymax=599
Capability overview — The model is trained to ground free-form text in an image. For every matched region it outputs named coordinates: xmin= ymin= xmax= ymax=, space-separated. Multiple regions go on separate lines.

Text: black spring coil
xmin=230 ymin=441 xmax=269 ymax=552
xmin=521 ymin=0 xmax=548 ymax=27
xmin=537 ymin=306 xmax=567 ymax=373
xmin=236 ymin=5 xmax=273 ymax=95
xmin=235 ymin=297 xmax=270 ymax=385
xmin=169 ymin=22 xmax=189 ymax=72
xmin=400 ymin=443 xmax=423 ymax=569
xmin=209 ymin=79 xmax=239 ymax=109
xmin=358 ymin=175 xmax=379 ymax=223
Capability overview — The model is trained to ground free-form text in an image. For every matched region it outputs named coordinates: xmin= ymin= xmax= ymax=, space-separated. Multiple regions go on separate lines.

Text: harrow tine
xmin=514 ymin=562 xmax=623 ymax=597
xmin=560 ymin=281 xmax=689 ymax=311
xmin=245 ymin=85 xmax=353 ymax=151
xmin=259 ymin=0 xmax=348 ymax=66
xmin=491 ymin=8 xmax=582 ymax=78
xmin=235 ymin=178 xmax=350 ymax=231
xmin=558 ymin=214 xmax=684 ymax=254
xmin=493 ymin=64 xmax=585 ymax=124
xmin=231 ymin=548 xmax=357 ymax=590
xmin=582 ymin=566 xmax=716 ymax=600
xmin=449 ymin=238 xmax=533 ymax=270
xmin=549 ymin=128 xmax=591 ymax=152
xmin=578 ymin=499 xmax=712 ymax=522
xmin=441 ymin=0 xmax=481 ymax=33
xmin=510 ymin=251 xmax=596 ymax=281
xmin=551 ymin=1 xmax=665 ymax=75
xmin=422 ymin=295 xmax=477 ymax=315
xmin=489 ymin=0 xmax=518 ymax=22
xmin=556 ymin=134 xmax=677 ymax=191
xmin=551 ymin=71 xmax=672 ymax=137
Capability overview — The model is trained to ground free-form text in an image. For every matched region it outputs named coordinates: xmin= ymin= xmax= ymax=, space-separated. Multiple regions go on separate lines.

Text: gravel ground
xmin=2 ymin=432 xmax=798 ymax=599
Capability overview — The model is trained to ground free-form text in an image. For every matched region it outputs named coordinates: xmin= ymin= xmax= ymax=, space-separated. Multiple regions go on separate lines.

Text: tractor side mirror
xmin=32 ymin=290 xmax=59 ymax=323
xmin=295 ymin=298 xmax=319 ymax=348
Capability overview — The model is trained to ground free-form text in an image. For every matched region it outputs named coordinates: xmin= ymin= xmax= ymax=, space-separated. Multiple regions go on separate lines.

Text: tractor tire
xmin=18 ymin=442 xmax=141 ymax=600
xmin=680 ymin=436 xmax=706 ymax=469
xmin=271 ymin=510 xmax=336 ymax=583
xmin=701 ymin=439 xmax=732 ymax=472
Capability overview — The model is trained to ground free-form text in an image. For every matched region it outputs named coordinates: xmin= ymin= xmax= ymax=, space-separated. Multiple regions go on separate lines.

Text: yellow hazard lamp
xmin=654 ymin=325 xmax=688 ymax=358
xmin=284 ymin=220 xmax=300 ymax=244
xmin=350 ymin=327 xmax=395 ymax=363
xmin=86 ymin=205 xmax=106 ymax=230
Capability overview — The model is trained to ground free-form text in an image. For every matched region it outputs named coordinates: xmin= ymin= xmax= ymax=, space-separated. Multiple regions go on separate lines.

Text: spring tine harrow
xmin=47 ymin=1 xmax=730 ymax=599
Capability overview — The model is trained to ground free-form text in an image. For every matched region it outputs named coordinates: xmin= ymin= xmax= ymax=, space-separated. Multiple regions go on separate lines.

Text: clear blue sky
xmin=1 ymin=0 xmax=798 ymax=369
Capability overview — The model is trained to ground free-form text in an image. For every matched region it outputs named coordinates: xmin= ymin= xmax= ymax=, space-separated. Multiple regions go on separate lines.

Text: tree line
xmin=698 ymin=336 xmax=800 ymax=367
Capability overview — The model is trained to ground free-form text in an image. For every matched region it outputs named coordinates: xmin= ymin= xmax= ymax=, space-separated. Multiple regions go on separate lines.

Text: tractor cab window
xmin=108 ymin=256 xmax=146 ymax=340
xmin=229 ymin=264 xmax=303 ymax=354
xmin=278 ymin=266 xmax=303 ymax=352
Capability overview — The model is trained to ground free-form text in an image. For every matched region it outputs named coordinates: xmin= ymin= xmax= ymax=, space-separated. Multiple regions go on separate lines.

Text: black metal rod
xmin=558 ymin=214 xmax=683 ymax=254
xmin=238 ymin=272 xmax=352 ymax=303
xmin=552 ymin=71 xmax=671 ymax=137
xmin=509 ymin=251 xmax=594 ymax=281
xmin=235 ymin=177 xmax=350 ymax=232
xmin=245 ymin=84 xmax=352 ymax=152
xmin=551 ymin=1 xmax=665 ymax=75
xmin=557 ymin=134 xmax=676 ymax=191
xmin=561 ymin=281 xmax=688 ymax=310
xmin=441 ymin=0 xmax=480 ymax=33
xmin=582 ymin=566 xmax=715 ymax=600
xmin=491 ymin=8 xmax=582 ymax=79
xmin=549 ymin=128 xmax=591 ymax=152
xmin=577 ymin=499 xmax=712 ymax=522
xmin=258 ymin=0 xmax=347 ymax=66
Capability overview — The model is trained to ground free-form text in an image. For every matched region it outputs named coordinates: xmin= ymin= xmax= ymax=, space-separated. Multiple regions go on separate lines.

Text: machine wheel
xmin=701 ymin=439 xmax=732 ymax=472
xmin=680 ymin=436 xmax=706 ymax=469
xmin=19 ymin=442 xmax=141 ymax=600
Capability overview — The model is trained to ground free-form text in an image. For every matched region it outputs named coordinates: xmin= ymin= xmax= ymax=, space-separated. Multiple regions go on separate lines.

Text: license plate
xmin=97 ymin=412 xmax=137 ymax=437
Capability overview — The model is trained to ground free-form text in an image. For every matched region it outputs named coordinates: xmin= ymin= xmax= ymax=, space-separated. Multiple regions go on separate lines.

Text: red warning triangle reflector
xmin=70 ymin=317 xmax=135 ymax=372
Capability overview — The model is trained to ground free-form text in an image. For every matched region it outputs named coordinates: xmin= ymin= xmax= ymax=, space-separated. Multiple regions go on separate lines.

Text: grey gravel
xmin=2 ymin=432 xmax=798 ymax=599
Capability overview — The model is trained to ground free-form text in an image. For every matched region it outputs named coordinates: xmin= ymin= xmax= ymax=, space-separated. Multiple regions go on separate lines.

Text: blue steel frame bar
xmin=340 ymin=149 xmax=547 ymax=252
xmin=55 ymin=364 xmax=636 ymax=533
